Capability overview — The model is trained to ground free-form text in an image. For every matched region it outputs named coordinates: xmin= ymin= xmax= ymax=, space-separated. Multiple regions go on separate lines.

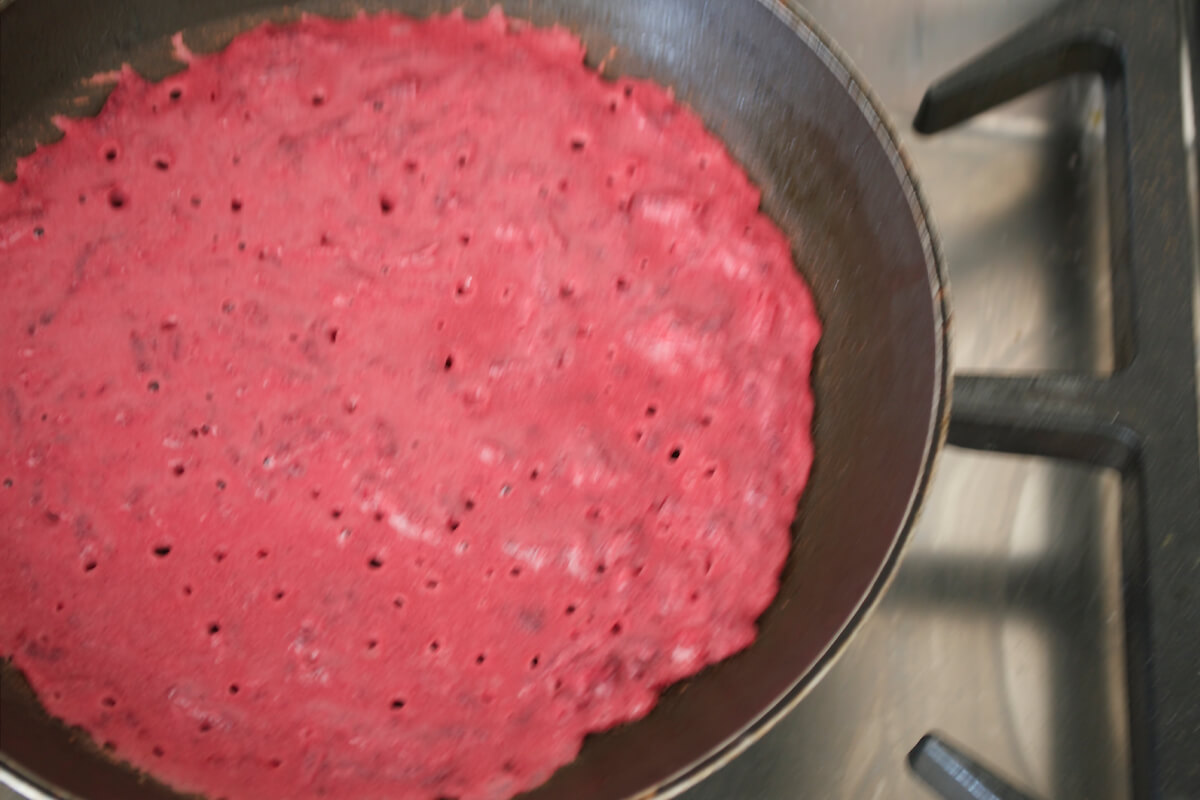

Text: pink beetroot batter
xmin=0 ymin=9 xmax=819 ymax=800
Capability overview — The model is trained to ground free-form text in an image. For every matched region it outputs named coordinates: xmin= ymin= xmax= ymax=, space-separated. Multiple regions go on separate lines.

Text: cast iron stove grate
xmin=906 ymin=0 xmax=1200 ymax=798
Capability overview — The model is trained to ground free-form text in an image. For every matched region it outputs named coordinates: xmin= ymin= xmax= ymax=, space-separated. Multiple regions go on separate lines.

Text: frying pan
xmin=0 ymin=0 xmax=949 ymax=798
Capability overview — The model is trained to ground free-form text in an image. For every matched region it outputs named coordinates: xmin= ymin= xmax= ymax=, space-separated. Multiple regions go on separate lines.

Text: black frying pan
xmin=0 ymin=1 xmax=949 ymax=798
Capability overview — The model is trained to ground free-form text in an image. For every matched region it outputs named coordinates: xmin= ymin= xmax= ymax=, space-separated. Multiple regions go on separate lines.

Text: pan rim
xmin=628 ymin=1 xmax=953 ymax=797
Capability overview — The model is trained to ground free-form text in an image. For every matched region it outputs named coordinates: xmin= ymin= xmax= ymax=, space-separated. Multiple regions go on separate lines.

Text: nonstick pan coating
xmin=0 ymin=1 xmax=949 ymax=798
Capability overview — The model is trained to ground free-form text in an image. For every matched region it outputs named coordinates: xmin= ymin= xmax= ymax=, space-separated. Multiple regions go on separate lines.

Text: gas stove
xmin=681 ymin=0 xmax=1200 ymax=798
xmin=0 ymin=3 xmax=1195 ymax=800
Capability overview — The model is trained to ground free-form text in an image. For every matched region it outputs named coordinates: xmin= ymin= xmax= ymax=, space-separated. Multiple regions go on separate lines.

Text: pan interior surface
xmin=0 ymin=1 xmax=946 ymax=799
